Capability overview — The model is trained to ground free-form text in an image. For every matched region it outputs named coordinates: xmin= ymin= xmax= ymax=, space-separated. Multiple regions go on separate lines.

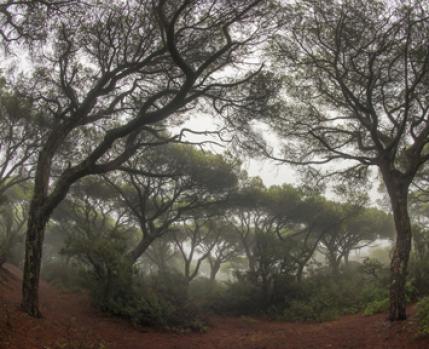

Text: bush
xmin=217 ymin=262 xmax=392 ymax=322
xmin=214 ymin=276 xmax=266 ymax=315
xmin=188 ymin=277 xmax=226 ymax=310
xmin=363 ymin=298 xmax=389 ymax=316
xmin=59 ymin=226 xmax=207 ymax=331
xmin=88 ymin=268 xmax=206 ymax=331
xmin=42 ymin=260 xmax=84 ymax=291
xmin=280 ymin=299 xmax=339 ymax=322
xmin=416 ymin=296 xmax=429 ymax=335
xmin=409 ymin=255 xmax=429 ymax=298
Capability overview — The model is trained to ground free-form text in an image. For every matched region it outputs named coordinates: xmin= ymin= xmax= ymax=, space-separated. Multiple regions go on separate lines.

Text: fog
xmin=1 ymin=0 xmax=429 ymax=348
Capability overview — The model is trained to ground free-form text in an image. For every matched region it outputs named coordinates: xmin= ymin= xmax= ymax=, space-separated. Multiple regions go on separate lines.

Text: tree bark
xmin=21 ymin=143 xmax=55 ymax=317
xmin=0 ymin=255 xmax=6 ymax=268
xmin=127 ymin=235 xmax=155 ymax=264
xmin=209 ymin=261 xmax=221 ymax=282
xmin=386 ymin=180 xmax=412 ymax=321
xmin=296 ymin=263 xmax=304 ymax=282
xmin=327 ymin=252 xmax=340 ymax=276
xmin=344 ymin=253 xmax=349 ymax=266
xmin=21 ymin=209 xmax=49 ymax=317
xmin=380 ymin=166 xmax=413 ymax=322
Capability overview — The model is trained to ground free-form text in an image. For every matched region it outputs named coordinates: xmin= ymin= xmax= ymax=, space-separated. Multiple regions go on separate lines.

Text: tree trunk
xmin=158 ymin=255 xmax=168 ymax=275
xmin=386 ymin=181 xmax=412 ymax=321
xmin=21 ymin=172 xmax=74 ymax=317
xmin=344 ymin=252 xmax=349 ymax=266
xmin=0 ymin=255 xmax=6 ymax=268
xmin=328 ymin=252 xmax=340 ymax=276
xmin=21 ymin=136 xmax=69 ymax=317
xmin=209 ymin=261 xmax=221 ymax=282
xmin=296 ymin=263 xmax=304 ymax=282
xmin=128 ymin=235 xmax=155 ymax=264
xmin=21 ymin=209 xmax=50 ymax=317
xmin=184 ymin=259 xmax=191 ymax=282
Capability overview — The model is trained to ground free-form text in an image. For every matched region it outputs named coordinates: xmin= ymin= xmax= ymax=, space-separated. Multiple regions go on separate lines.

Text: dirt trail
xmin=1 ymin=263 xmax=428 ymax=349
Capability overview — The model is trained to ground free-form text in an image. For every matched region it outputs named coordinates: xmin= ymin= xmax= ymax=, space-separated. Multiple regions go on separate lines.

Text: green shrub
xmin=409 ymin=255 xmax=429 ymax=298
xmin=217 ymin=264 xmax=393 ymax=322
xmin=363 ymin=298 xmax=389 ymax=316
xmin=188 ymin=277 xmax=226 ymax=310
xmin=360 ymin=284 xmax=388 ymax=305
xmin=280 ymin=300 xmax=339 ymax=322
xmin=88 ymin=269 xmax=206 ymax=331
xmin=42 ymin=260 xmax=84 ymax=291
xmin=59 ymin=225 xmax=206 ymax=331
xmin=214 ymin=277 xmax=265 ymax=315
xmin=405 ymin=280 xmax=418 ymax=302
xmin=416 ymin=296 xmax=429 ymax=335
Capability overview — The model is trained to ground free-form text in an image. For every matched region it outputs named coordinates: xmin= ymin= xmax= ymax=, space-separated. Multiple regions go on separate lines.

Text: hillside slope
xmin=1 ymin=263 xmax=428 ymax=349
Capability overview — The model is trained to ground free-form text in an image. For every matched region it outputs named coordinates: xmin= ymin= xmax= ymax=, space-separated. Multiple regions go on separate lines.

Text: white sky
xmin=177 ymin=113 xmax=387 ymax=208
xmin=176 ymin=114 xmax=301 ymax=184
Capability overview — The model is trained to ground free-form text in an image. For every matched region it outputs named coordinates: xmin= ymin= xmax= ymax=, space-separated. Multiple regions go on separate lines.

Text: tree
xmin=0 ymin=78 xmax=39 ymax=202
xmin=172 ymin=217 xmax=220 ymax=285
xmin=275 ymin=195 xmax=342 ymax=281
xmin=0 ymin=0 xmax=77 ymax=44
xmin=205 ymin=223 xmax=240 ymax=282
xmin=251 ymin=230 xmax=290 ymax=300
xmin=143 ymin=236 xmax=176 ymax=276
xmin=6 ymin=0 xmax=277 ymax=317
xmin=0 ymin=187 xmax=28 ymax=265
xmin=229 ymin=180 xmax=323 ymax=281
xmin=273 ymin=0 xmax=429 ymax=320
xmin=317 ymin=204 xmax=393 ymax=275
xmin=54 ymin=179 xmax=135 ymax=291
xmin=226 ymin=177 xmax=268 ymax=273
xmin=104 ymin=144 xmax=238 ymax=265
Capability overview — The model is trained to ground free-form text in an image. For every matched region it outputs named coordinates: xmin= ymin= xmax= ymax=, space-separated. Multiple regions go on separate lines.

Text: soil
xmin=1 ymin=263 xmax=429 ymax=349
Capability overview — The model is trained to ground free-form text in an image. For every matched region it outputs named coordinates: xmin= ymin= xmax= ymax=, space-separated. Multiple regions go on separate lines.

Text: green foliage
xmin=0 ymin=199 xmax=27 ymax=264
xmin=279 ymin=272 xmax=379 ymax=321
xmin=280 ymin=299 xmax=339 ymax=322
xmin=409 ymin=252 xmax=429 ymax=298
xmin=363 ymin=298 xmax=389 ymax=316
xmin=360 ymin=258 xmax=389 ymax=284
xmin=188 ymin=277 xmax=227 ymax=310
xmin=218 ymin=263 xmax=392 ymax=322
xmin=42 ymin=260 xmax=84 ymax=291
xmin=89 ymin=270 xmax=206 ymax=332
xmin=215 ymin=275 xmax=266 ymax=315
xmin=55 ymin=196 xmax=207 ymax=331
xmin=416 ymin=296 xmax=429 ymax=335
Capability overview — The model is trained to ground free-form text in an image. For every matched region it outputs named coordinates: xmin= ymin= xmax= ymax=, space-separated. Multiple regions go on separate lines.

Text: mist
xmin=1 ymin=1 xmax=429 ymax=348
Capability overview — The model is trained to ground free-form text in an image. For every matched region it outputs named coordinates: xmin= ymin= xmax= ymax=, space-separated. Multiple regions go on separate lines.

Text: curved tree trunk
xmin=387 ymin=182 xmax=412 ymax=321
xmin=209 ymin=261 xmax=221 ymax=282
xmin=21 ymin=131 xmax=72 ymax=317
xmin=22 ymin=207 xmax=50 ymax=317
xmin=21 ymin=145 xmax=53 ymax=317
xmin=127 ymin=235 xmax=155 ymax=264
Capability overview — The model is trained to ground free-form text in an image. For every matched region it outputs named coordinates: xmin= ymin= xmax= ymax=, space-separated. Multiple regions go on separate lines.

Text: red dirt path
xmin=1 ymin=263 xmax=429 ymax=349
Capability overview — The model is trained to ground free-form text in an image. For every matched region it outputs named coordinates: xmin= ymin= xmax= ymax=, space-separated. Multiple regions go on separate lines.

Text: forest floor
xmin=1 ymin=263 xmax=429 ymax=349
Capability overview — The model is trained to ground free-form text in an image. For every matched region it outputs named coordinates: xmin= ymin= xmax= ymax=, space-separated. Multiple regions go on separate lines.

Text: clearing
xmin=1 ymin=263 xmax=428 ymax=349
